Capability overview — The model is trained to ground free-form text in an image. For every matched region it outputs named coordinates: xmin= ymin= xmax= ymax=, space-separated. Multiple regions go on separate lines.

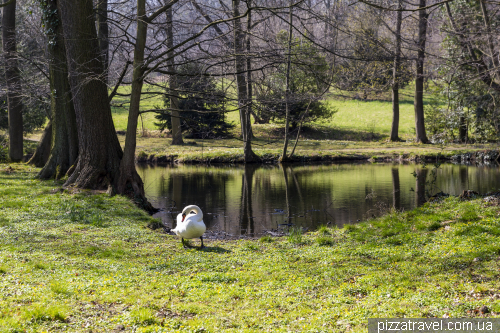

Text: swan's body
xmin=172 ymin=205 xmax=206 ymax=248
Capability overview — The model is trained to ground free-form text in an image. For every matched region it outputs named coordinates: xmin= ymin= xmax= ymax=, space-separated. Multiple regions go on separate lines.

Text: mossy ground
xmin=1 ymin=164 xmax=500 ymax=332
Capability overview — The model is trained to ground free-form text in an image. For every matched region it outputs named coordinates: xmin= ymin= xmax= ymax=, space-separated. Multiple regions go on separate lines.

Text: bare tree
xmin=390 ymin=0 xmax=402 ymax=142
xmin=2 ymin=0 xmax=23 ymax=161
xmin=232 ymin=0 xmax=258 ymax=162
xmin=414 ymin=0 xmax=429 ymax=143
xmin=166 ymin=3 xmax=183 ymax=145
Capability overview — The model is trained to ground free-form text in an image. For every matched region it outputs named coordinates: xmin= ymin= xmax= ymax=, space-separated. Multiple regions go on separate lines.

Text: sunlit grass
xmin=3 ymin=164 xmax=500 ymax=331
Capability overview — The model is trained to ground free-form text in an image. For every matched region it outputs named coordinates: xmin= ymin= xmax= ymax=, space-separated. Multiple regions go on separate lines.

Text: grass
xmin=1 ymin=164 xmax=500 ymax=332
xmin=23 ymin=83 xmax=496 ymax=163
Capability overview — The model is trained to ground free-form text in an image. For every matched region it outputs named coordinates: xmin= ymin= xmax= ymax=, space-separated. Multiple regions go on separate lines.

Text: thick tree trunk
xmin=96 ymin=0 xmax=109 ymax=84
xmin=2 ymin=0 xmax=23 ymax=162
xmin=28 ymin=121 xmax=52 ymax=167
xmin=389 ymin=0 xmax=402 ymax=142
xmin=280 ymin=3 xmax=293 ymax=162
xmin=414 ymin=0 xmax=429 ymax=144
xmin=37 ymin=0 xmax=79 ymax=179
xmin=56 ymin=0 xmax=150 ymax=210
xmin=233 ymin=0 xmax=257 ymax=162
xmin=166 ymin=5 xmax=183 ymax=145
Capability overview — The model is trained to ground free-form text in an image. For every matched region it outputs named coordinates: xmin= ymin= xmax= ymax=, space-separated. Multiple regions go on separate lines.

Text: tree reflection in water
xmin=137 ymin=163 xmax=500 ymax=237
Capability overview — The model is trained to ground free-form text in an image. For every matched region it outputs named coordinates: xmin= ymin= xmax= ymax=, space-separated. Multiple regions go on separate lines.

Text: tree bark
xmin=96 ymin=0 xmax=109 ymax=84
xmin=166 ymin=5 xmax=183 ymax=145
xmin=414 ymin=0 xmax=429 ymax=144
xmin=232 ymin=0 xmax=258 ymax=162
xmin=246 ymin=0 xmax=254 ymax=137
xmin=36 ymin=0 xmax=79 ymax=179
xmin=28 ymin=121 xmax=52 ymax=167
xmin=2 ymin=0 xmax=23 ymax=162
xmin=389 ymin=0 xmax=402 ymax=142
xmin=56 ymin=0 xmax=150 ymax=210
xmin=280 ymin=2 xmax=293 ymax=162
xmin=114 ymin=0 xmax=154 ymax=212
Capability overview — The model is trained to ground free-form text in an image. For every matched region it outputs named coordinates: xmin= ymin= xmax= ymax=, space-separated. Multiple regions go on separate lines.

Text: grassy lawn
xmin=24 ymin=83 xmax=493 ymax=163
xmin=109 ymin=84 xmax=420 ymax=139
xmin=1 ymin=164 xmax=500 ymax=332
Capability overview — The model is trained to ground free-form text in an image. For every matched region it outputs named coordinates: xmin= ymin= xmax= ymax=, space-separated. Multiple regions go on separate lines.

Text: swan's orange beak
xmin=181 ymin=213 xmax=186 ymax=222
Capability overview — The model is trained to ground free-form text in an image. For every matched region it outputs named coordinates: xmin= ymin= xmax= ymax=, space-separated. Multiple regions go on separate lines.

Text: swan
xmin=172 ymin=205 xmax=206 ymax=248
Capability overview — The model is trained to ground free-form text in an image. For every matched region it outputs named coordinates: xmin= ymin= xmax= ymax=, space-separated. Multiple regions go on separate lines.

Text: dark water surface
xmin=137 ymin=163 xmax=500 ymax=237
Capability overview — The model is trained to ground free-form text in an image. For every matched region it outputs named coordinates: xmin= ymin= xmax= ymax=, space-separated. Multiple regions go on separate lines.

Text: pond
xmin=137 ymin=163 xmax=500 ymax=238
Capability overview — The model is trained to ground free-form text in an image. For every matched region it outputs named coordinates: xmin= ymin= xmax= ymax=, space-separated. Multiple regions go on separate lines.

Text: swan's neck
xmin=184 ymin=206 xmax=203 ymax=221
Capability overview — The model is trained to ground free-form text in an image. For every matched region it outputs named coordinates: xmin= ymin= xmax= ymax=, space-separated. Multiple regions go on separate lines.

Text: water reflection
xmin=137 ymin=163 xmax=500 ymax=237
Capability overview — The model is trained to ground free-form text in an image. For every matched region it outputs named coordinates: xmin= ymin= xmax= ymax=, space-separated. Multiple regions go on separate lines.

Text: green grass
xmin=24 ymin=83 xmax=494 ymax=163
xmin=111 ymin=85 xmax=164 ymax=132
xmin=1 ymin=164 xmax=500 ymax=332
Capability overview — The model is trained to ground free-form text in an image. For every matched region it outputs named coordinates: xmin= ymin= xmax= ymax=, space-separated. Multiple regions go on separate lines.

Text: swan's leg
xmin=200 ymin=236 xmax=205 ymax=249
xmin=182 ymin=238 xmax=188 ymax=249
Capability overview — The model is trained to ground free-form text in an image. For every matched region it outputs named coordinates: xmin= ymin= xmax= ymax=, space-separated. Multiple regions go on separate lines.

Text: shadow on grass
xmin=266 ymin=125 xmax=385 ymax=142
xmin=199 ymin=246 xmax=231 ymax=253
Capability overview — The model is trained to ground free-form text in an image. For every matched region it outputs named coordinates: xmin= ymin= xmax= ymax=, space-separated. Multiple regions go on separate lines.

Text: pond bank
xmin=1 ymin=164 xmax=500 ymax=331
xmin=135 ymin=148 xmax=500 ymax=165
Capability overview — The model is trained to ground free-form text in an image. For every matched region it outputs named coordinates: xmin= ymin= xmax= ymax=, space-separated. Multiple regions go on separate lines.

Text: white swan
xmin=172 ymin=205 xmax=206 ymax=248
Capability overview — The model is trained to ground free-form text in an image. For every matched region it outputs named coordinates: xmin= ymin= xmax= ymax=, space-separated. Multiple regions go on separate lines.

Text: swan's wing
xmin=172 ymin=213 xmax=184 ymax=233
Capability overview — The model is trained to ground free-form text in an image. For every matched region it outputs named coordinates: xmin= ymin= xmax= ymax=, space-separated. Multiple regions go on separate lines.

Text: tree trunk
xmin=232 ymin=0 xmax=257 ymax=162
xmin=414 ymin=0 xmax=429 ymax=143
xmin=459 ymin=115 xmax=468 ymax=143
xmin=36 ymin=0 xmax=79 ymax=179
xmin=2 ymin=0 xmax=23 ymax=162
xmin=389 ymin=0 xmax=402 ymax=142
xmin=96 ymin=0 xmax=109 ymax=84
xmin=280 ymin=2 xmax=293 ymax=162
xmin=166 ymin=5 xmax=183 ymax=145
xmin=57 ymin=0 xmax=151 ymax=212
xmin=246 ymin=0 xmax=254 ymax=137
xmin=114 ymin=0 xmax=155 ymax=211
xmin=28 ymin=121 xmax=52 ymax=167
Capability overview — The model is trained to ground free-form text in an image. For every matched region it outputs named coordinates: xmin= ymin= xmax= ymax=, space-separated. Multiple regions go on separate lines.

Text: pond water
xmin=137 ymin=163 xmax=500 ymax=237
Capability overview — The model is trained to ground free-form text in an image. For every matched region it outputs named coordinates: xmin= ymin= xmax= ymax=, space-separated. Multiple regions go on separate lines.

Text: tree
xmin=232 ymin=0 xmax=258 ymax=163
xmin=166 ymin=3 xmax=183 ymax=145
xmin=56 ymin=0 xmax=153 ymax=211
xmin=414 ymin=0 xmax=429 ymax=143
xmin=96 ymin=0 xmax=109 ymax=83
xmin=155 ymin=62 xmax=233 ymax=139
xmin=2 ymin=0 xmax=23 ymax=161
xmin=33 ymin=0 xmax=78 ymax=179
xmin=389 ymin=0 xmax=403 ymax=142
xmin=256 ymin=32 xmax=333 ymax=130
